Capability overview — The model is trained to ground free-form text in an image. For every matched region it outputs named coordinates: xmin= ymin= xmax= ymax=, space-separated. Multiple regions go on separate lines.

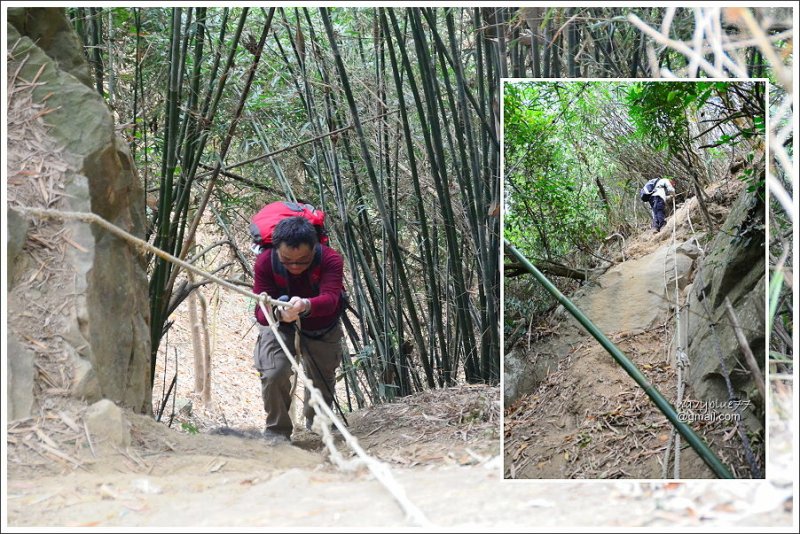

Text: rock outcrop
xmin=567 ymin=240 xmax=698 ymax=334
xmin=85 ymin=399 xmax=132 ymax=451
xmin=684 ymin=188 xmax=765 ymax=431
xmin=7 ymin=7 xmax=93 ymax=88
xmin=7 ymin=9 xmax=151 ymax=415
xmin=505 ymin=236 xmax=703 ymax=407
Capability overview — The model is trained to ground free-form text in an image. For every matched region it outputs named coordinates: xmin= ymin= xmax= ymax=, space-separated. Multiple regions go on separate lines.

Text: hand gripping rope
xmin=257 ymin=295 xmax=430 ymax=526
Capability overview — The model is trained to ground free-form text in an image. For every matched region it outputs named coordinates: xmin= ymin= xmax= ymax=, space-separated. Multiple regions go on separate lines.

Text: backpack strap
xmin=270 ymin=248 xmax=288 ymax=294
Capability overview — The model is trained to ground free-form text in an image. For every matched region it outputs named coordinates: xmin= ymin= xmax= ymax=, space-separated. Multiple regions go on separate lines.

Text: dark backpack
xmin=640 ymin=178 xmax=659 ymax=202
xmin=249 ymin=201 xmax=329 ymax=249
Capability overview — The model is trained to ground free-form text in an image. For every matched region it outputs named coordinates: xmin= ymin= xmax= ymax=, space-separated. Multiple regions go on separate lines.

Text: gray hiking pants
xmin=253 ymin=322 xmax=343 ymax=438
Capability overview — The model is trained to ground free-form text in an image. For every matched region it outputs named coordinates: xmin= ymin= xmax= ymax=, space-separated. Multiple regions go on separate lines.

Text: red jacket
xmin=253 ymin=245 xmax=344 ymax=331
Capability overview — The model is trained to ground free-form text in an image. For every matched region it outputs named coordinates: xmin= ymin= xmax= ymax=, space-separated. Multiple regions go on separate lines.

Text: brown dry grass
xmin=6 ymin=41 xmax=89 ymax=474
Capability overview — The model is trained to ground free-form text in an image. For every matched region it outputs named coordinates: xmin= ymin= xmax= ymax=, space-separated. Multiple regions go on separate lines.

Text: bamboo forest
xmin=4 ymin=4 xmax=796 ymax=528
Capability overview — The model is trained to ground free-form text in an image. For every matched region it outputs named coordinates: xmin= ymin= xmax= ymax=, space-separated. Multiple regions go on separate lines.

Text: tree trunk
xmin=567 ymin=8 xmax=578 ymax=77
xmin=106 ymin=9 xmax=115 ymax=106
xmin=520 ymin=7 xmax=542 ymax=78
xmin=89 ymin=7 xmax=104 ymax=96
xmin=188 ymin=271 xmax=205 ymax=394
xmin=199 ymin=289 xmax=212 ymax=404
xmin=505 ymin=259 xmax=606 ymax=280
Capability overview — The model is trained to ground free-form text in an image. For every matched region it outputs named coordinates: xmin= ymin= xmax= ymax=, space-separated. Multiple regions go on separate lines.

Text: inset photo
xmin=502 ymin=80 xmax=767 ymax=479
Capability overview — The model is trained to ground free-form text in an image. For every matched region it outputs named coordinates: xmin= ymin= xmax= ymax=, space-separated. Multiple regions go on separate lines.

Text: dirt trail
xmin=504 ymin=180 xmax=761 ymax=479
xmin=5 ymin=386 xmax=793 ymax=528
xmin=5 ymin=462 xmax=792 ymax=528
xmin=5 ymin=385 xmax=501 ymax=528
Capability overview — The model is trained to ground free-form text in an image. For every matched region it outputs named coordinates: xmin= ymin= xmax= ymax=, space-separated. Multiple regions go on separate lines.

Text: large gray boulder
xmin=504 ymin=323 xmax=583 ymax=406
xmin=6 ymin=10 xmax=151 ymax=414
xmin=685 ymin=189 xmax=765 ymax=431
xmin=504 ymin=346 xmax=565 ymax=407
xmin=568 ymin=240 xmax=697 ymax=334
xmin=7 ymin=7 xmax=93 ymax=88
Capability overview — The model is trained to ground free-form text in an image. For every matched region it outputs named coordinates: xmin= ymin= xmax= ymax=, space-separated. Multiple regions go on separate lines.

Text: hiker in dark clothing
xmin=252 ymin=216 xmax=345 ymax=444
xmin=649 ymin=177 xmax=676 ymax=232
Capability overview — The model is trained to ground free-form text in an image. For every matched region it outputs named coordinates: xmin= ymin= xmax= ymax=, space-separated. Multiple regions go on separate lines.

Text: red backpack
xmin=249 ymin=201 xmax=329 ymax=248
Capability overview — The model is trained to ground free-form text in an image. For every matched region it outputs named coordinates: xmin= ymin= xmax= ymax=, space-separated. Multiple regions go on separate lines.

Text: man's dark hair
xmin=272 ymin=216 xmax=318 ymax=248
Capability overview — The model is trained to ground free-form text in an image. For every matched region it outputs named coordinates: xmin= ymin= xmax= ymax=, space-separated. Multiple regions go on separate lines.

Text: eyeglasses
xmin=277 ymin=253 xmax=313 ymax=267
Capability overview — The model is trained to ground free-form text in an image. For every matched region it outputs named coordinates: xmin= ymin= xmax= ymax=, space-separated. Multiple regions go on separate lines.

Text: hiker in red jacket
xmin=252 ymin=216 xmax=345 ymax=444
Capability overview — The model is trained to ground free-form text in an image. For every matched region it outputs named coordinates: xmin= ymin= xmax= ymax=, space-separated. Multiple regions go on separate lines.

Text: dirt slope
xmin=505 ymin=179 xmax=761 ymax=479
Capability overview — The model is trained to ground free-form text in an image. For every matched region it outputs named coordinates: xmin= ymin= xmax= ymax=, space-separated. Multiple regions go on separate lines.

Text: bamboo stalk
xmin=409 ymin=8 xmax=479 ymax=382
xmin=89 ymin=7 xmax=104 ymax=96
xmin=149 ymin=7 xmax=186 ymax=384
xmin=321 ymin=7 xmax=434 ymax=388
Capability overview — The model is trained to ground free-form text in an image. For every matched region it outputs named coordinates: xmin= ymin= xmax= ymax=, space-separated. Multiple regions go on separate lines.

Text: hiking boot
xmin=263 ymin=429 xmax=290 ymax=445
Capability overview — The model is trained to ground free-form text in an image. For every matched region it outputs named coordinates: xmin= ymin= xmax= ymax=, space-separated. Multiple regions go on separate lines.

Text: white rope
xmin=16 ymin=205 xmax=432 ymax=527
xmin=683 ymin=191 xmax=762 ymax=478
xmin=660 ymin=195 xmax=688 ymax=479
xmin=658 ymin=175 xmax=763 ymax=477
xmin=15 ymin=206 xmax=263 ymax=304
xmin=257 ymin=299 xmax=432 ymax=527
xmin=670 ymin=195 xmax=686 ymax=479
